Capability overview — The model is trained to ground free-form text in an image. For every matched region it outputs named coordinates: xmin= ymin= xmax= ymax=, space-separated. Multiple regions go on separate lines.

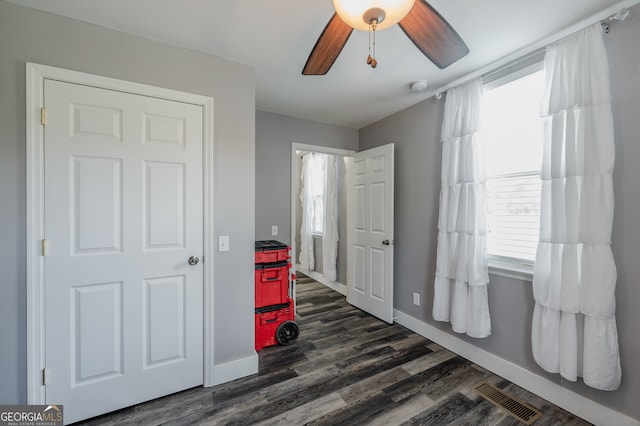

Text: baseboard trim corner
xmin=295 ymin=265 xmax=347 ymax=296
xmin=211 ymin=352 xmax=259 ymax=386
xmin=394 ymin=310 xmax=639 ymax=426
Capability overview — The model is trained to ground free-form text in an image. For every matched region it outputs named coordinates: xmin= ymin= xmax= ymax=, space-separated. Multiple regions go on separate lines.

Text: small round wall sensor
xmin=410 ymin=80 xmax=428 ymax=92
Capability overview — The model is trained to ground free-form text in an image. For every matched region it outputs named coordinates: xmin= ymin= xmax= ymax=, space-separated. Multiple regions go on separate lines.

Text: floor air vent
xmin=473 ymin=381 xmax=543 ymax=425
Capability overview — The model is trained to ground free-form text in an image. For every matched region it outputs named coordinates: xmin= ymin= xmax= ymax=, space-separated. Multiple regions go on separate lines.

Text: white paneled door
xmin=43 ymin=80 xmax=204 ymax=423
xmin=347 ymin=143 xmax=394 ymax=323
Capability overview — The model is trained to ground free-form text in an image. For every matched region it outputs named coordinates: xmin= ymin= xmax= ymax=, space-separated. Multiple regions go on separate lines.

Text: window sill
xmin=488 ymin=257 xmax=534 ymax=282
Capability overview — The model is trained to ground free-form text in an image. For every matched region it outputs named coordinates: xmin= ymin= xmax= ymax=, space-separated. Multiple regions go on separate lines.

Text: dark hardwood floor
xmin=76 ymin=275 xmax=591 ymax=425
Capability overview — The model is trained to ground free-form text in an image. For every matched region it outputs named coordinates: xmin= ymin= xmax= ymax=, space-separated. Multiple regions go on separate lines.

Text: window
xmin=482 ymin=65 xmax=544 ymax=272
xmin=310 ymin=153 xmax=327 ymax=235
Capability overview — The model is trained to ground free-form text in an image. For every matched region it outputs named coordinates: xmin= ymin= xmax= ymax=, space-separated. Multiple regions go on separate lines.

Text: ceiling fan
xmin=302 ymin=0 xmax=469 ymax=75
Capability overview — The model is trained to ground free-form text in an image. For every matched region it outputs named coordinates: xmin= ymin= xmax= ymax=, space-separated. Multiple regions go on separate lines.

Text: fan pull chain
xmin=367 ymin=25 xmax=373 ymax=65
xmin=367 ymin=20 xmax=378 ymax=68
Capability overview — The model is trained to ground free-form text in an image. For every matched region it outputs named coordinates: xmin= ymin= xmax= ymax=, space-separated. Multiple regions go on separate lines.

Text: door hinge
xmin=41 ymin=239 xmax=49 ymax=256
xmin=40 ymin=107 xmax=47 ymax=125
xmin=42 ymin=368 xmax=48 ymax=385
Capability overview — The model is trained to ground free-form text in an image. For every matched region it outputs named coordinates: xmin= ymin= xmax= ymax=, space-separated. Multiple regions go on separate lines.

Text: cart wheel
xmin=276 ymin=321 xmax=299 ymax=346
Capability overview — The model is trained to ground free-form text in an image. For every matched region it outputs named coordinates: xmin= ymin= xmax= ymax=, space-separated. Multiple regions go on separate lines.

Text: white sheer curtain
xmin=433 ymin=78 xmax=491 ymax=338
xmin=531 ymin=24 xmax=621 ymax=390
xmin=299 ymin=153 xmax=315 ymax=271
xmin=322 ymin=154 xmax=339 ymax=282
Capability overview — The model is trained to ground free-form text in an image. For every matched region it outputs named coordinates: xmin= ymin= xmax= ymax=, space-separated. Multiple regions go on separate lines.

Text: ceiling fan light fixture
xmin=302 ymin=0 xmax=469 ymax=75
xmin=333 ymin=0 xmax=415 ymax=31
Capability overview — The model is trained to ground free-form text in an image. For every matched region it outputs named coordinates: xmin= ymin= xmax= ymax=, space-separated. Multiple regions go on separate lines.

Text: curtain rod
xmin=432 ymin=0 xmax=638 ymax=99
xmin=479 ymin=47 xmax=546 ymax=82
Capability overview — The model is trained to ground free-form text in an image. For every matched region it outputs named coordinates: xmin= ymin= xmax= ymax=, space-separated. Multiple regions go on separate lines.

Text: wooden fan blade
xmin=398 ymin=0 xmax=469 ymax=69
xmin=302 ymin=14 xmax=353 ymax=75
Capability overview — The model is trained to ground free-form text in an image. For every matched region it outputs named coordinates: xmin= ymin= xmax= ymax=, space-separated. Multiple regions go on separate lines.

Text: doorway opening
xmin=290 ymin=142 xmax=395 ymax=324
xmin=290 ymin=143 xmax=354 ymax=299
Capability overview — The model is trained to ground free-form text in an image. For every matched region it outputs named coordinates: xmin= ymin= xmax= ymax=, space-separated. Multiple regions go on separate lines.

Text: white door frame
xmin=26 ymin=63 xmax=216 ymax=404
xmin=290 ymin=143 xmax=355 ymax=296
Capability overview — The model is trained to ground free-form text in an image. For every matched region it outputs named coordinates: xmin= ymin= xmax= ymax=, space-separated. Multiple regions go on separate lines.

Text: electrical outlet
xmin=271 ymin=225 xmax=278 ymax=236
xmin=413 ymin=292 xmax=420 ymax=306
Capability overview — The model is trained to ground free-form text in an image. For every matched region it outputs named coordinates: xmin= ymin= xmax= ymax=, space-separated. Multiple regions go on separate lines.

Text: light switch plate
xmin=413 ymin=292 xmax=420 ymax=306
xmin=219 ymin=235 xmax=229 ymax=252
xmin=271 ymin=225 xmax=278 ymax=236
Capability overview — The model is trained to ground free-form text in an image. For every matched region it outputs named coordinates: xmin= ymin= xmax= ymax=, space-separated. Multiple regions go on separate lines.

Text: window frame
xmin=483 ymin=61 xmax=544 ymax=281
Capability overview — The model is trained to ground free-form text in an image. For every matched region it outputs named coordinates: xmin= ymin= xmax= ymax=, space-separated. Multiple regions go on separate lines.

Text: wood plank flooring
xmin=75 ymin=275 xmax=591 ymax=425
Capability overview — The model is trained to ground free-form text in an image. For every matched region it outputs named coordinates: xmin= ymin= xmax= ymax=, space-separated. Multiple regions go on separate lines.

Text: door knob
xmin=188 ymin=256 xmax=200 ymax=266
xmin=382 ymin=240 xmax=390 ymax=246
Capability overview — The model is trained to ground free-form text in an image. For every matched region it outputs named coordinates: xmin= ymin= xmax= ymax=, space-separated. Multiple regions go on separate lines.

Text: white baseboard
xmin=394 ymin=310 xmax=639 ymax=426
xmin=211 ymin=352 xmax=259 ymax=386
xmin=295 ymin=265 xmax=347 ymax=296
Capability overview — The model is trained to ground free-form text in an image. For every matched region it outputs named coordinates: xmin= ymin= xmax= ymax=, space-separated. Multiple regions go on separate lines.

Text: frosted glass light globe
xmin=333 ymin=0 xmax=415 ymax=31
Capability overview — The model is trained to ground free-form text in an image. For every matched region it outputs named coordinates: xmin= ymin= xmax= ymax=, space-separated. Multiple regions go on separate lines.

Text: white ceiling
xmin=10 ymin=0 xmax=638 ymax=128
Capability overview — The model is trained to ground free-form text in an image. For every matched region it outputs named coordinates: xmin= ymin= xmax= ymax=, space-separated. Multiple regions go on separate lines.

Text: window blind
xmin=486 ymin=172 xmax=541 ymax=262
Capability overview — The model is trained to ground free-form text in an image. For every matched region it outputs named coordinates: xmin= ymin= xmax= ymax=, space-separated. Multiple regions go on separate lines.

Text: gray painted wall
xmin=3 ymin=0 xmax=638 ymax=420
xmin=0 ymin=1 xmax=255 ymax=404
xmin=359 ymin=12 xmax=640 ymax=420
xmin=360 ymin=97 xmax=444 ymax=320
xmin=255 ymin=110 xmax=357 ymax=285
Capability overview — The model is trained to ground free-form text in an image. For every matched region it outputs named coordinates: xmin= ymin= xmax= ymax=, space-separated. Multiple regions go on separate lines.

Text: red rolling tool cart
xmin=254 ymin=240 xmax=299 ymax=350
